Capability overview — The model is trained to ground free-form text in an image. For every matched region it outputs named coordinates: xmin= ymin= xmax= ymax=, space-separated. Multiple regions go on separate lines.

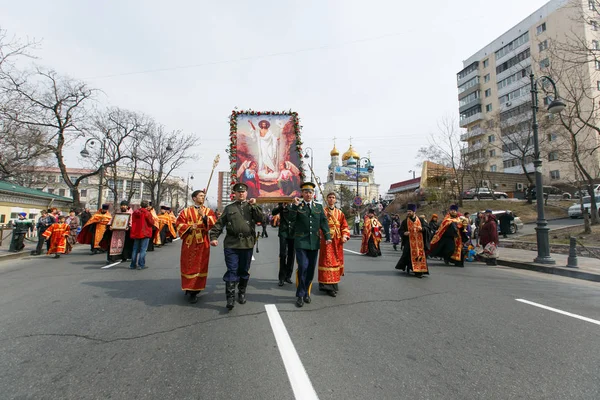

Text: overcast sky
xmin=3 ymin=0 xmax=551 ymax=204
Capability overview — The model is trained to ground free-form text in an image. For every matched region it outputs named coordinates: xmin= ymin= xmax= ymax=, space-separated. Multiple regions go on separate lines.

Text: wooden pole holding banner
xmin=305 ymin=162 xmax=325 ymax=201
xmin=205 ymin=155 xmax=220 ymax=193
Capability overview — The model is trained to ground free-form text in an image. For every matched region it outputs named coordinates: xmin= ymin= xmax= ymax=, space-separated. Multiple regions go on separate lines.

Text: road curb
xmin=497 ymin=259 xmax=600 ymax=283
xmin=0 ymin=251 xmax=33 ymax=263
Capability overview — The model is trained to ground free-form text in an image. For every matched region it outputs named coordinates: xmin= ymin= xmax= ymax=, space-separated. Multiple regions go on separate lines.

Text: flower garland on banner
xmin=227 ymin=109 xmax=305 ymax=184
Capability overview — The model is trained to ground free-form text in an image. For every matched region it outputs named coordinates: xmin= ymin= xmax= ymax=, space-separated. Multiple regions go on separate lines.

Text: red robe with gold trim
xmin=318 ymin=207 xmax=350 ymax=285
xmin=156 ymin=213 xmax=177 ymax=245
xmin=77 ymin=211 xmax=112 ymax=249
xmin=360 ymin=216 xmax=383 ymax=256
xmin=43 ymin=223 xmax=70 ymax=255
xmin=176 ymin=205 xmax=216 ymax=292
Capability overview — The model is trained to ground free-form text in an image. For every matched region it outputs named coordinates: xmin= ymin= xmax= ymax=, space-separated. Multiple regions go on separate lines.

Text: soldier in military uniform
xmin=272 ymin=202 xmax=294 ymax=286
xmin=289 ymin=182 xmax=331 ymax=308
xmin=209 ymin=182 xmax=264 ymax=310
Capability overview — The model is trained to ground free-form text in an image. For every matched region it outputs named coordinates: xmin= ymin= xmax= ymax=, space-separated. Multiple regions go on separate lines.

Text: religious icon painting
xmin=111 ymin=213 xmax=131 ymax=231
xmin=228 ymin=110 xmax=305 ymax=203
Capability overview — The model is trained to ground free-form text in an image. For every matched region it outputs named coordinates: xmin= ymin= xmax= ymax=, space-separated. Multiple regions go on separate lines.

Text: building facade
xmin=217 ymin=171 xmax=233 ymax=211
xmin=323 ymin=142 xmax=380 ymax=204
xmin=457 ymin=0 xmax=600 ymax=185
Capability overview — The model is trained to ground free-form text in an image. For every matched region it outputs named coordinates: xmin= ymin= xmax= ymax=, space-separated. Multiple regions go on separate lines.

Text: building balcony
xmin=461 ymin=142 xmax=483 ymax=155
xmin=457 ymin=68 xmax=479 ymax=87
xmin=496 ymin=57 xmax=531 ymax=83
xmin=460 ymin=127 xmax=485 ymax=141
xmin=459 ymin=112 xmax=483 ymax=128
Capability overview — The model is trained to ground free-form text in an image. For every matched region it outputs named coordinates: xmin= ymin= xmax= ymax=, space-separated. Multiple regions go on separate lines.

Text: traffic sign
xmin=353 ymin=196 xmax=363 ymax=206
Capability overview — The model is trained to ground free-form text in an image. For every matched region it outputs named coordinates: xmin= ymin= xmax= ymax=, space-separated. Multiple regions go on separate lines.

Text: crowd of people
xmin=8 ymin=181 xmax=506 ymax=311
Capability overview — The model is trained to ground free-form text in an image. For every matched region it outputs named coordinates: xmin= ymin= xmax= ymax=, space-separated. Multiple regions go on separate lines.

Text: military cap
xmin=233 ymin=182 xmax=248 ymax=192
xmin=300 ymin=182 xmax=316 ymax=191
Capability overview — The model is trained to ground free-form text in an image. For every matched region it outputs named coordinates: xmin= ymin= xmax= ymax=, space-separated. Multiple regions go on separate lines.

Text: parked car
xmin=469 ymin=210 xmax=523 ymax=236
xmin=568 ymin=195 xmax=600 ymax=218
xmin=528 ymin=186 xmax=571 ymax=200
xmin=572 ymin=184 xmax=600 ymax=199
xmin=462 ymin=187 xmax=508 ymax=200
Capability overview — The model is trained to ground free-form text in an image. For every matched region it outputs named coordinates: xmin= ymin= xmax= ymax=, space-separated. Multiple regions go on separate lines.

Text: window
xmin=48 ymin=188 xmax=54 ymax=194
xmin=488 ymin=135 xmax=496 ymax=143
xmin=593 ymin=40 xmax=600 ymax=50
xmin=489 ymin=149 xmax=496 ymax=157
xmin=497 ymin=67 xmax=531 ymax=91
xmin=590 ymin=0 xmax=596 ymax=10
xmin=495 ymin=32 xmax=530 ymax=59
xmin=596 ymin=60 xmax=600 ymax=70
xmin=538 ymin=40 xmax=548 ymax=52
xmin=547 ymin=133 xmax=557 ymax=142
xmin=537 ymin=23 xmax=546 ymax=35
xmin=457 ymin=62 xmax=479 ymax=81
xmin=47 ymin=176 xmax=55 ymax=183
xmin=59 ymin=189 xmax=65 ymax=197
xmin=484 ymin=74 xmax=490 ymax=83
xmin=458 ymin=76 xmax=479 ymax=93
xmin=550 ymin=170 xmax=560 ymax=180
xmin=496 ymin=48 xmax=531 ymax=74
xmin=81 ymin=189 xmax=88 ymax=198
xmin=539 ymin=58 xmax=550 ymax=69
xmin=485 ymin=88 xmax=492 ymax=97
xmin=499 ymin=85 xmax=529 ymax=104
xmin=459 ymin=90 xmax=480 ymax=107
xmin=597 ymin=81 xmax=600 ymax=90
xmin=490 ymin=165 xmax=497 ymax=172
xmin=548 ymin=152 xmax=558 ymax=161
xmin=592 ymin=20 xmax=598 ymax=31
xmin=485 ymin=104 xmax=492 ymax=112
xmin=483 ymin=59 xmax=489 ymax=68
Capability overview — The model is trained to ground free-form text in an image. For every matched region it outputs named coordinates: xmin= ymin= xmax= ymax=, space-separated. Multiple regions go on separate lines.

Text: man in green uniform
xmin=272 ymin=202 xmax=294 ymax=286
xmin=209 ymin=182 xmax=264 ymax=310
xmin=289 ymin=182 xmax=331 ymax=308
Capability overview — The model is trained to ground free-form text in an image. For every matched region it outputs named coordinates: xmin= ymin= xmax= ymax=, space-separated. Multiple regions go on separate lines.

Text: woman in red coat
xmin=479 ymin=210 xmax=499 ymax=265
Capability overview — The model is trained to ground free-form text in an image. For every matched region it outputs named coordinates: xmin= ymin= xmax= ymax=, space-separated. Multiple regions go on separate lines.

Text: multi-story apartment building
xmin=457 ymin=0 xmax=600 ymax=185
xmin=217 ymin=171 xmax=233 ymax=211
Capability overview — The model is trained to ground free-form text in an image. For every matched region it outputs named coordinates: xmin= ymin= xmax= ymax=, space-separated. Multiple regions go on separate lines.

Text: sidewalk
xmin=497 ymin=247 xmax=600 ymax=283
xmin=0 ymin=243 xmax=37 ymax=262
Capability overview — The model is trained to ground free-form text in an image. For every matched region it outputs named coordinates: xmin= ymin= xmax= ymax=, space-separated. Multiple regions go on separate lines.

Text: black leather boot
xmin=226 ymin=282 xmax=236 ymax=310
xmin=237 ymin=279 xmax=248 ymax=304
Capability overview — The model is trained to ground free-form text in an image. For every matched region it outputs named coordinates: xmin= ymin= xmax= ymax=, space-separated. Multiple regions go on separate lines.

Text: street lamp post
xmin=80 ymin=138 xmax=106 ymax=209
xmin=185 ymin=172 xmax=194 ymax=207
xmin=355 ymin=157 xmax=374 ymax=200
xmin=304 ymin=147 xmax=314 ymax=182
xmin=529 ymin=73 xmax=566 ymax=264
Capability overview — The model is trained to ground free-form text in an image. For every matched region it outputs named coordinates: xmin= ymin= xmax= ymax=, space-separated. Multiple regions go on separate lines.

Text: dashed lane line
xmin=265 ymin=304 xmax=319 ymax=400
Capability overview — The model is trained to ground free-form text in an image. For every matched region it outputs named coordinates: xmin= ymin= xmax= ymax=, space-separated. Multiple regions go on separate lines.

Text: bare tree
xmin=136 ymin=124 xmax=199 ymax=207
xmin=0 ymin=68 xmax=100 ymax=207
xmin=417 ymin=117 xmax=474 ymax=207
xmin=90 ymin=108 xmax=149 ymax=206
xmin=0 ymin=121 xmax=51 ymax=183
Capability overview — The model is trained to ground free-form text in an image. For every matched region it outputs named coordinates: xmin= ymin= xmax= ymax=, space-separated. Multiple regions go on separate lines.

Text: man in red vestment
xmin=42 ymin=215 xmax=70 ymax=258
xmin=77 ymin=204 xmax=112 ymax=254
xmin=360 ymin=209 xmax=383 ymax=257
xmin=318 ymin=192 xmax=350 ymax=297
xmin=176 ymin=189 xmax=216 ymax=304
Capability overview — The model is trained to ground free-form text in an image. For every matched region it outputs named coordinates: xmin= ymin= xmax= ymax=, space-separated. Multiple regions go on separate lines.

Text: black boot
xmin=226 ymin=282 xmax=236 ymax=310
xmin=237 ymin=279 xmax=248 ymax=304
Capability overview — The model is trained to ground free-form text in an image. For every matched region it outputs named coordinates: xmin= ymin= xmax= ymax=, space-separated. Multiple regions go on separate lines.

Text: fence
xmin=0 ymin=223 xmax=38 ymax=248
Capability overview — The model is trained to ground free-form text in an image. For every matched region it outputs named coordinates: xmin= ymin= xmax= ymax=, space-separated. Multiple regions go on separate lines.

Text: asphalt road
xmin=514 ymin=218 xmax=583 ymax=237
xmin=1 ymin=228 xmax=599 ymax=399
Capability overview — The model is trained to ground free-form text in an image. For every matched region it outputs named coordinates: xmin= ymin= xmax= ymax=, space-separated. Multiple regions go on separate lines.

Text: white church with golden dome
xmin=323 ymin=140 xmax=380 ymax=204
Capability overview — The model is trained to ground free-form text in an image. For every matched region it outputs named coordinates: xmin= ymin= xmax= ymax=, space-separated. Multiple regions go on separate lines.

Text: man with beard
xmin=428 ymin=205 xmax=468 ymax=267
xmin=77 ymin=204 xmax=112 ymax=254
xmin=360 ymin=209 xmax=383 ymax=257
xmin=289 ymin=182 xmax=331 ymax=308
xmin=395 ymin=204 xmax=430 ymax=278
xmin=177 ymin=190 xmax=217 ymax=304
xmin=210 ymin=183 xmax=263 ymax=310
xmin=272 ymin=202 xmax=294 ymax=286
xmin=317 ymin=192 xmax=350 ymax=297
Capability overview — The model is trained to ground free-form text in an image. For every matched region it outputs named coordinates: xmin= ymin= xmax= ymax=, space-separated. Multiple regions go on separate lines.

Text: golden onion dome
xmin=330 ymin=145 xmax=339 ymax=156
xmin=342 ymin=145 xmax=360 ymax=161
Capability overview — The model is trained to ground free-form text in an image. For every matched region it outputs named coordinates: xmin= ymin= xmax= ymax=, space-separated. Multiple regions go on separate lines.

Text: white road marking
xmin=516 ymin=299 xmax=600 ymax=326
xmin=101 ymin=261 xmax=122 ymax=269
xmin=344 ymin=249 xmax=362 ymax=255
xmin=264 ymin=304 xmax=319 ymax=400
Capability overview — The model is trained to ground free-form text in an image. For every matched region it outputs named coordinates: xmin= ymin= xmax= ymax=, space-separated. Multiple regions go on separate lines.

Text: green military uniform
xmin=289 ymin=190 xmax=331 ymax=305
xmin=272 ymin=203 xmax=295 ymax=285
xmin=209 ymin=182 xmax=264 ymax=310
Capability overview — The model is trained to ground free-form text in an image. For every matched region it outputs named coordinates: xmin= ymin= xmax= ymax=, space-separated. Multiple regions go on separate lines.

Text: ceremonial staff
xmin=305 ymin=161 xmax=325 ymax=201
xmin=205 ymin=154 xmax=220 ymax=193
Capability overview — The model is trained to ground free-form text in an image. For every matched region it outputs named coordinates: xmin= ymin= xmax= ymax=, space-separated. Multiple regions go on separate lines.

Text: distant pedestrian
xmin=479 ymin=210 xmax=499 ymax=265
xmin=382 ymin=213 xmax=391 ymax=242
xmin=65 ymin=209 xmax=80 ymax=254
xmin=79 ymin=208 xmax=92 ymax=228
xmin=42 ymin=215 xmax=70 ymax=258
xmin=129 ymin=200 xmax=155 ymax=270
xmin=272 ymin=202 xmax=294 ymax=286
xmin=261 ymin=213 xmax=269 ymax=238
xmin=391 ymin=220 xmax=400 ymax=251
xmin=354 ymin=214 xmax=360 ymax=235
xmin=9 ymin=212 xmax=33 ymax=252
xmin=498 ymin=211 xmax=514 ymax=239
xmin=32 ymin=210 xmax=54 ymax=256
xmin=360 ymin=209 xmax=383 ymax=257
